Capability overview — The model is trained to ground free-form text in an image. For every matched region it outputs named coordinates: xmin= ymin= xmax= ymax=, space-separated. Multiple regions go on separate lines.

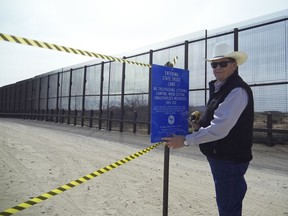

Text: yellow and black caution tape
xmin=0 ymin=33 xmax=151 ymax=68
xmin=172 ymin=56 xmax=178 ymax=67
xmin=0 ymin=142 xmax=163 ymax=216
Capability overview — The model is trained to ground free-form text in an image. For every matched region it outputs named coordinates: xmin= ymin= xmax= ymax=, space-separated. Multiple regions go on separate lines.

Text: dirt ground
xmin=0 ymin=119 xmax=287 ymax=216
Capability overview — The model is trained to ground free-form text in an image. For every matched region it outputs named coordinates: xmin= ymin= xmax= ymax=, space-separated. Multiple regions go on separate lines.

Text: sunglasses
xmin=211 ymin=61 xmax=234 ymax=69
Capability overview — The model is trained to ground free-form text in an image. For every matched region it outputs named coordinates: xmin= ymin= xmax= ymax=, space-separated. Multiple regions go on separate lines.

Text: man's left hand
xmin=162 ymin=134 xmax=186 ymax=149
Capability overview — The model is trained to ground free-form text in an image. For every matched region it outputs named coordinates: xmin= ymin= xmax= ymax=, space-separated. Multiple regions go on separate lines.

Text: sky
xmin=0 ymin=0 xmax=288 ymax=87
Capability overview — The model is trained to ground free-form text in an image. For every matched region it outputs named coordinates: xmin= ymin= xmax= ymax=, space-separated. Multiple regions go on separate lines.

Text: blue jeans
xmin=207 ymin=157 xmax=249 ymax=216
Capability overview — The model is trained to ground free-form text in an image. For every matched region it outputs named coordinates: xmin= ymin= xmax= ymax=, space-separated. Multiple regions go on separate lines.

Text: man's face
xmin=211 ymin=58 xmax=237 ymax=81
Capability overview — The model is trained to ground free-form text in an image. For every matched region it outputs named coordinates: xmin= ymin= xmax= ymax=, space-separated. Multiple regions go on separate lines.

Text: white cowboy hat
xmin=206 ymin=43 xmax=248 ymax=65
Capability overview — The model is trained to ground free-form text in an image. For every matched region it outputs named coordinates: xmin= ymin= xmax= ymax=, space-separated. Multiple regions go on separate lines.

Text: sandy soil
xmin=0 ymin=119 xmax=287 ymax=216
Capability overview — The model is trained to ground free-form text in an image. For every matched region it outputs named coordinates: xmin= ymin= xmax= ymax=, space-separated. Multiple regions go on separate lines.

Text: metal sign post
xmin=150 ymin=60 xmax=189 ymax=216
xmin=163 ymin=145 xmax=170 ymax=216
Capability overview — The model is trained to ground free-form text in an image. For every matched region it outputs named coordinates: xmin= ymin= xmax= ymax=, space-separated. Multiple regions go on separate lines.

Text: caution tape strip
xmin=0 ymin=142 xmax=163 ymax=216
xmin=0 ymin=33 xmax=151 ymax=68
xmin=172 ymin=56 xmax=178 ymax=66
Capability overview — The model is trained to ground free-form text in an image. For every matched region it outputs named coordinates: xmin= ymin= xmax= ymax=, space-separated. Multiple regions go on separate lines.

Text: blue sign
xmin=150 ymin=64 xmax=189 ymax=143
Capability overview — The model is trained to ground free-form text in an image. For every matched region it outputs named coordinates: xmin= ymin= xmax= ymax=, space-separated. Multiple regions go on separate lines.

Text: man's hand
xmin=162 ymin=134 xmax=186 ymax=149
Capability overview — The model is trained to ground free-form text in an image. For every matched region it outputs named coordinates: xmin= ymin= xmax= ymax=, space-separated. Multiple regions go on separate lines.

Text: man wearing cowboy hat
xmin=162 ymin=43 xmax=254 ymax=216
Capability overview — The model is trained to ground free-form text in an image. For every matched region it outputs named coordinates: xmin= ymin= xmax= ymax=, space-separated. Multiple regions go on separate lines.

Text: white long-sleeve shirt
xmin=185 ymin=87 xmax=248 ymax=145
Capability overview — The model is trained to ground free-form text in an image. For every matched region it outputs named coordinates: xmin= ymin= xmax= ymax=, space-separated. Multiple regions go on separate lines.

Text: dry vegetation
xmin=254 ymin=112 xmax=288 ymax=145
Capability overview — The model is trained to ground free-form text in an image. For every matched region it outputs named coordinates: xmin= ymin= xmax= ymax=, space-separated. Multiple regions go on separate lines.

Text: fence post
xmin=21 ymin=110 xmax=24 ymax=119
xmin=56 ymin=72 xmax=60 ymax=124
xmin=51 ymin=109 xmax=53 ymax=122
xmin=147 ymin=49 xmax=153 ymax=135
xmin=99 ymin=62 xmax=104 ymax=131
xmin=36 ymin=109 xmax=39 ymax=120
xmin=89 ymin=110 xmax=94 ymax=128
xmin=34 ymin=109 xmax=37 ymax=120
xmin=81 ymin=109 xmax=85 ymax=127
xmin=42 ymin=109 xmax=45 ymax=121
xmin=82 ymin=66 xmax=87 ymax=128
xmin=133 ymin=111 xmax=137 ymax=133
xmin=55 ymin=108 xmax=59 ymax=123
xmin=267 ymin=112 xmax=273 ymax=146
xmin=61 ymin=109 xmax=65 ymax=124
xmin=74 ymin=109 xmax=77 ymax=126
xmin=46 ymin=75 xmax=50 ymax=122
xmin=109 ymin=110 xmax=113 ymax=131
xmin=99 ymin=110 xmax=102 ymax=130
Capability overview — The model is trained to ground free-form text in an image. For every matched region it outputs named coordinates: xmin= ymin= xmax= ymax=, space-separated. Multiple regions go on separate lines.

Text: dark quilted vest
xmin=199 ymin=72 xmax=254 ymax=163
